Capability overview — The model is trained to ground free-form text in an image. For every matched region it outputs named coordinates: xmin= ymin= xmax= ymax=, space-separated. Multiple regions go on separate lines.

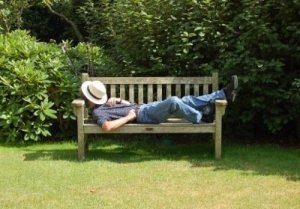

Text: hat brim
xmin=81 ymin=81 xmax=108 ymax=105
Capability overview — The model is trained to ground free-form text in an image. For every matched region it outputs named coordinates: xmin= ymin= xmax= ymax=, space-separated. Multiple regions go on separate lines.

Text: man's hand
xmin=106 ymin=97 xmax=121 ymax=106
xmin=106 ymin=97 xmax=131 ymax=106
xmin=127 ymin=109 xmax=137 ymax=121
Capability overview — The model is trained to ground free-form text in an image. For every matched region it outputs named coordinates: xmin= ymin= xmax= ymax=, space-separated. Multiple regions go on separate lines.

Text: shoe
xmin=224 ymin=75 xmax=238 ymax=103
xmin=200 ymin=100 xmax=215 ymax=123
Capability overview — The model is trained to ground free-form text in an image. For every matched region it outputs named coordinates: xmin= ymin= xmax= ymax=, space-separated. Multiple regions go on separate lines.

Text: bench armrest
xmin=215 ymin=99 xmax=228 ymax=117
xmin=72 ymin=99 xmax=85 ymax=116
xmin=72 ymin=99 xmax=85 ymax=107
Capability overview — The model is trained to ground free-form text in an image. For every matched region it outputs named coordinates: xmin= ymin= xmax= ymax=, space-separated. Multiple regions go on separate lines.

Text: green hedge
xmin=96 ymin=0 xmax=300 ymax=135
xmin=2 ymin=0 xmax=300 ymax=138
xmin=0 ymin=30 xmax=79 ymax=142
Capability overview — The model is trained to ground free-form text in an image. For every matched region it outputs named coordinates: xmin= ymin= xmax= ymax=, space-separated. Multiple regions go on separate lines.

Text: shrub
xmin=216 ymin=0 xmax=300 ymax=133
xmin=97 ymin=0 xmax=223 ymax=76
xmin=3 ymin=0 xmax=300 ymax=138
xmin=62 ymin=40 xmax=119 ymax=76
xmin=97 ymin=0 xmax=300 ymax=135
xmin=0 ymin=30 xmax=79 ymax=142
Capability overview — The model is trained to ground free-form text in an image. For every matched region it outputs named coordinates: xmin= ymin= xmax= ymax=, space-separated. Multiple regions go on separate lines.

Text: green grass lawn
xmin=0 ymin=138 xmax=299 ymax=209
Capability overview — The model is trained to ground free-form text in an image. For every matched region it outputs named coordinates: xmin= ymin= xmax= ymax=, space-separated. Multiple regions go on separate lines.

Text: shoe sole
xmin=231 ymin=91 xmax=237 ymax=102
xmin=231 ymin=75 xmax=238 ymax=90
xmin=230 ymin=75 xmax=238 ymax=102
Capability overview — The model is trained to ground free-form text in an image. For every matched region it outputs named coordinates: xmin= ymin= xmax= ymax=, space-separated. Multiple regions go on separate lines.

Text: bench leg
xmin=78 ymin=133 xmax=87 ymax=161
xmin=213 ymin=132 xmax=221 ymax=160
xmin=214 ymin=125 xmax=222 ymax=159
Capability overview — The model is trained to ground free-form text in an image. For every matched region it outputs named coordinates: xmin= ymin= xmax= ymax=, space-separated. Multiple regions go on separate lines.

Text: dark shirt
xmin=92 ymin=103 xmax=139 ymax=126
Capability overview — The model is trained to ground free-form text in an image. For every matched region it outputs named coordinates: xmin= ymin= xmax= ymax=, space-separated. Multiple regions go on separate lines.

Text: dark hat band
xmin=87 ymin=86 xmax=102 ymax=100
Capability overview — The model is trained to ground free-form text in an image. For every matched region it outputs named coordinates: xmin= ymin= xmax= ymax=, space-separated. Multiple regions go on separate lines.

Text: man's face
xmin=81 ymin=91 xmax=96 ymax=108
xmin=85 ymin=97 xmax=96 ymax=108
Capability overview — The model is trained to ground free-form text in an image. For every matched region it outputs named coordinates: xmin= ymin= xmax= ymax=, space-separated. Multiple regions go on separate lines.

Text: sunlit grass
xmin=0 ymin=139 xmax=299 ymax=209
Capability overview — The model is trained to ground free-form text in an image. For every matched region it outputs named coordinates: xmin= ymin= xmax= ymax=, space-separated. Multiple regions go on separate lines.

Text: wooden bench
xmin=72 ymin=72 xmax=228 ymax=161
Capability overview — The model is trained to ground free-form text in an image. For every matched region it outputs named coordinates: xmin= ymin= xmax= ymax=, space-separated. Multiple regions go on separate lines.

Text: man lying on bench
xmin=80 ymin=75 xmax=238 ymax=132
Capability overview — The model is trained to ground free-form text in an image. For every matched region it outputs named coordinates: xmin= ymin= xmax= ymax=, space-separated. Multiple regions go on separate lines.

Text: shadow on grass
xmin=23 ymin=149 xmax=78 ymax=162
xmin=22 ymin=138 xmax=300 ymax=181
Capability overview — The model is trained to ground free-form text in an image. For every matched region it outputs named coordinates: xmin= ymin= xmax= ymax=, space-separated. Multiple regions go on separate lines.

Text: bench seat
xmin=83 ymin=121 xmax=217 ymax=134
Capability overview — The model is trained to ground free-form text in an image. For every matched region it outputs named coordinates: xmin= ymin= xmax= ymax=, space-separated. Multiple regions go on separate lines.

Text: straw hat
xmin=81 ymin=81 xmax=107 ymax=105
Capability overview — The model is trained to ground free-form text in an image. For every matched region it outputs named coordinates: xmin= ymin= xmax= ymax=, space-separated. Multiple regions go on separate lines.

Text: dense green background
xmin=0 ymin=0 xmax=299 ymax=143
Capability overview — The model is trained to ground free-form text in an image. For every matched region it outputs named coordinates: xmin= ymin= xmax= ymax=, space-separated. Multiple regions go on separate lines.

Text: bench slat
xmin=157 ymin=84 xmax=162 ymax=101
xmin=176 ymin=84 xmax=181 ymax=97
xmin=120 ymin=85 xmax=125 ymax=99
xmin=111 ymin=84 xmax=116 ymax=97
xmin=129 ymin=84 xmax=134 ymax=102
xmin=203 ymin=84 xmax=209 ymax=95
xmin=185 ymin=84 xmax=190 ymax=95
xmin=194 ymin=84 xmax=199 ymax=96
xmin=83 ymin=123 xmax=216 ymax=134
xmin=89 ymin=77 xmax=213 ymax=84
xmin=138 ymin=84 xmax=143 ymax=104
xmin=84 ymin=117 xmax=192 ymax=124
xmin=167 ymin=84 xmax=172 ymax=97
xmin=147 ymin=84 xmax=153 ymax=102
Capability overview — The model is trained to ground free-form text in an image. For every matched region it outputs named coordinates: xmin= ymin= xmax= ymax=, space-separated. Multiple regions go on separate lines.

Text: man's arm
xmin=101 ymin=109 xmax=136 ymax=132
xmin=106 ymin=97 xmax=130 ymax=106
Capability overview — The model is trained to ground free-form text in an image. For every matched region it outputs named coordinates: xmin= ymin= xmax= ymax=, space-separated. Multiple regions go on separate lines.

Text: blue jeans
xmin=136 ymin=89 xmax=226 ymax=124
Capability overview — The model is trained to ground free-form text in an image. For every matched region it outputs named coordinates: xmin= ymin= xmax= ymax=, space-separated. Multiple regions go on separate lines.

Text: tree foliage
xmin=0 ymin=0 xmax=37 ymax=32
xmin=1 ymin=0 xmax=299 ymax=140
xmin=95 ymin=0 xmax=300 ymax=134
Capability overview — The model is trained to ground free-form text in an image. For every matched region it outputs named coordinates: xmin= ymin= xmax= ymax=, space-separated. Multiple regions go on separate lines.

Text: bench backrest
xmin=82 ymin=72 xmax=219 ymax=104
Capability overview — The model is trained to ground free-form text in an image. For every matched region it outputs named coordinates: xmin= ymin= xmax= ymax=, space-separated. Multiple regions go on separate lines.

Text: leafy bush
xmin=62 ymin=40 xmax=119 ymax=76
xmin=49 ymin=0 xmax=300 ymax=136
xmin=96 ymin=0 xmax=223 ymax=76
xmin=96 ymin=0 xmax=300 ymax=135
xmin=0 ymin=0 xmax=32 ymax=32
xmin=216 ymin=0 xmax=300 ymax=133
xmin=3 ymin=0 xmax=300 ymax=138
xmin=0 ymin=30 xmax=79 ymax=142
